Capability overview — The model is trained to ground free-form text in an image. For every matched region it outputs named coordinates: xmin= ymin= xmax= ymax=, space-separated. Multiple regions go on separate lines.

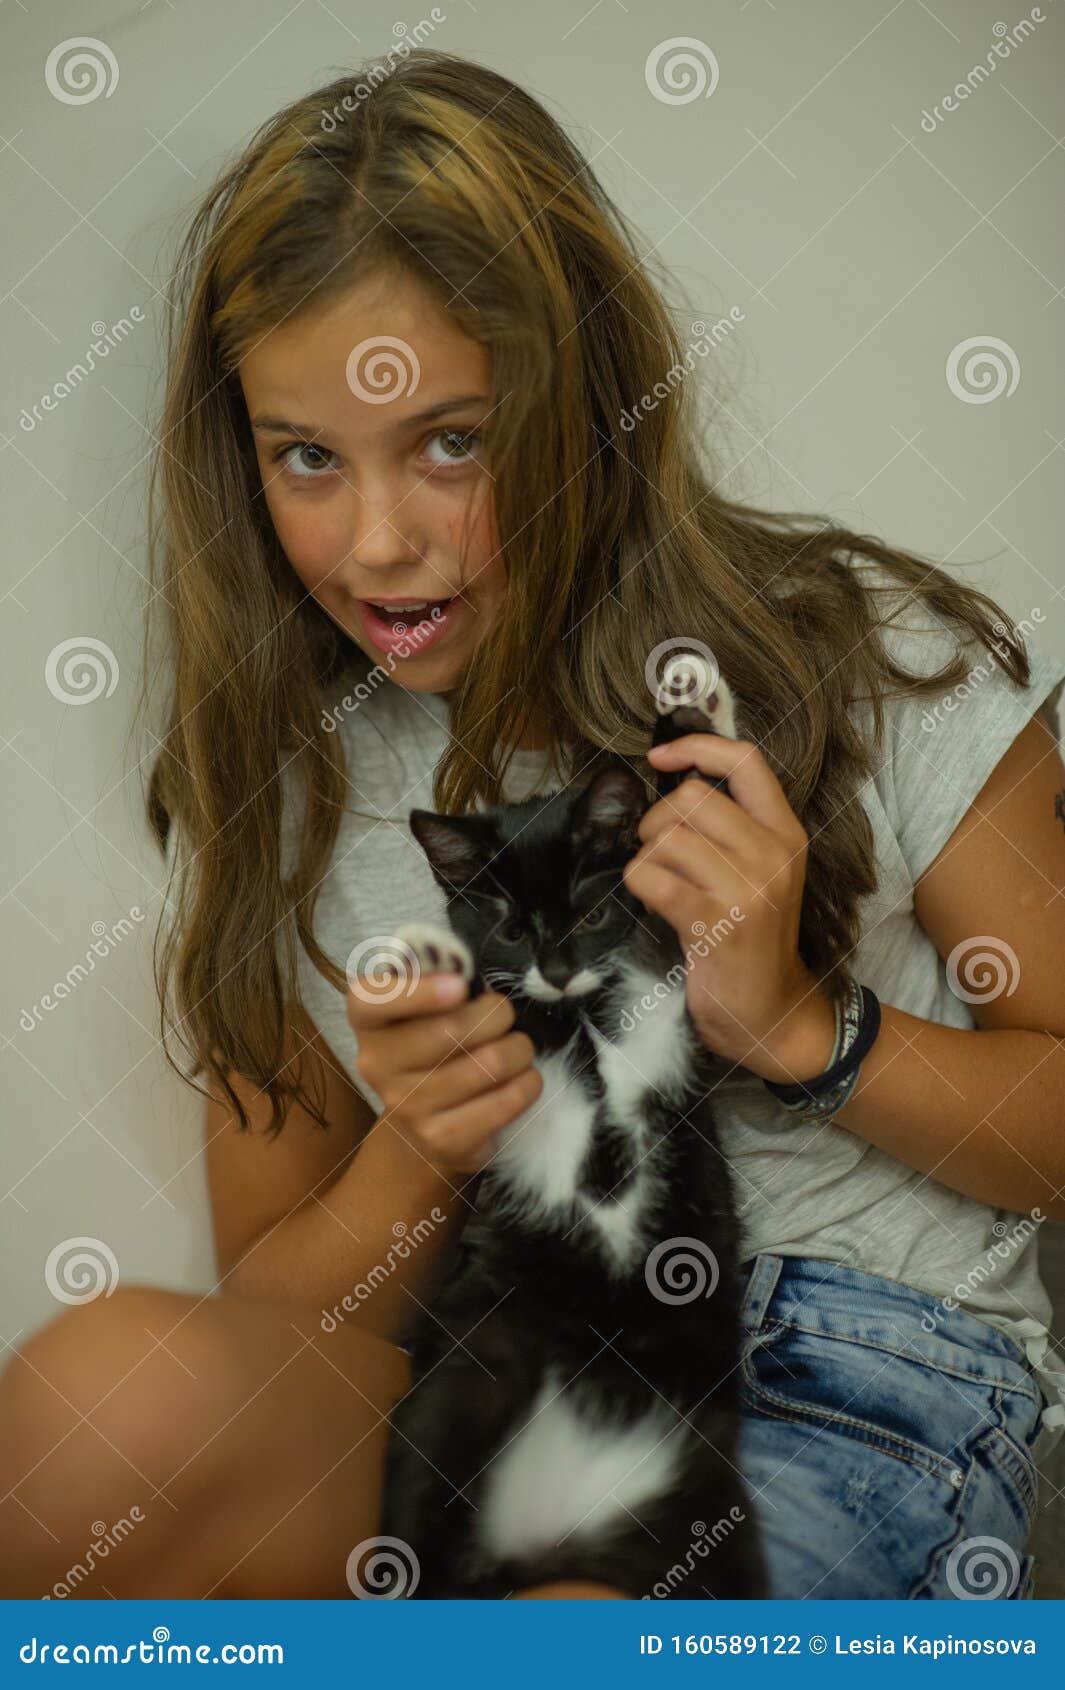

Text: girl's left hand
xmin=624 ymin=734 xmax=838 ymax=1084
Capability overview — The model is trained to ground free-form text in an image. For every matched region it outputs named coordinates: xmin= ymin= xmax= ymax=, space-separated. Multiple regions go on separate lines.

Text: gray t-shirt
xmin=282 ymin=574 xmax=1065 ymax=1446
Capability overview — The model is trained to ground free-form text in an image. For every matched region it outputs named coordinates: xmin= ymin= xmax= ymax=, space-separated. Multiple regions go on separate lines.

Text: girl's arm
xmin=807 ymin=707 xmax=1065 ymax=1217
xmin=207 ymin=1008 xmax=477 ymax=1344
xmin=634 ymin=708 xmax=1065 ymax=1220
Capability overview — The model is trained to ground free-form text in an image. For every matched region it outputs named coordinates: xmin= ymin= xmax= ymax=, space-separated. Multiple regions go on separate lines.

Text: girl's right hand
xmin=346 ymin=972 xmax=543 ymax=1176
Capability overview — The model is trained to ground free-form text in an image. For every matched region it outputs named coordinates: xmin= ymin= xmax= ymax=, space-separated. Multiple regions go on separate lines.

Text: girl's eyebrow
xmin=250 ymin=394 xmax=490 ymax=438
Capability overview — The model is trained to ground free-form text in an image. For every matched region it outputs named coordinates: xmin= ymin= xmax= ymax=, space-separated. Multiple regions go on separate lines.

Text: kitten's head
xmin=408 ymin=764 xmax=653 ymax=1019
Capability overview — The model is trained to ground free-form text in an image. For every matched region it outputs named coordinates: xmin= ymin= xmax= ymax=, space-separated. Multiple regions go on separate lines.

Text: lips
xmin=356 ymin=595 xmax=465 ymax=655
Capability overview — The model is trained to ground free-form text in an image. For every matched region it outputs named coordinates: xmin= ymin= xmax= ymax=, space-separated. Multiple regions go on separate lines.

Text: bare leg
xmin=513 ymin=1581 xmax=629 ymax=1598
xmin=0 ymin=1284 xmax=410 ymax=1598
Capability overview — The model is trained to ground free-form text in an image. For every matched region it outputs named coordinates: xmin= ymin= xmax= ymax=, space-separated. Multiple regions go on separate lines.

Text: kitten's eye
xmin=498 ymin=919 xmax=525 ymax=945
xmin=581 ymin=905 xmax=610 ymax=930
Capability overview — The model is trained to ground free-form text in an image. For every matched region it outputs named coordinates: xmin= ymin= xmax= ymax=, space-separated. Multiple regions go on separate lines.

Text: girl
xmin=2 ymin=49 xmax=1064 ymax=1602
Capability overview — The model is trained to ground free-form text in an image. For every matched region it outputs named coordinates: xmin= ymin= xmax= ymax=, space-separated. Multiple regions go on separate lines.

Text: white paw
xmin=655 ymin=653 xmax=737 ymax=738
xmin=391 ymin=921 xmax=476 ymax=984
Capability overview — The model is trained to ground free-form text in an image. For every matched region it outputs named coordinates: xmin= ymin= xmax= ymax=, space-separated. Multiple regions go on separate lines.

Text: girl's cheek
xmin=269 ymin=493 xmax=348 ymax=588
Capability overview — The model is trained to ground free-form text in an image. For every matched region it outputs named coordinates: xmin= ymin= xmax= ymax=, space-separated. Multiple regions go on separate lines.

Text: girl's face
xmin=239 ymin=270 xmax=503 ymax=696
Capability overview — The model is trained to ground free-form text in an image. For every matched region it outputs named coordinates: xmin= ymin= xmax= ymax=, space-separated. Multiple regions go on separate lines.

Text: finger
xmin=648 ymin=736 xmax=799 ymax=836
xmin=346 ymin=969 xmax=472 ymax=1030
xmin=372 ymin=991 xmax=516 ymax=1073
xmin=639 ymin=779 xmax=761 ymax=859
xmin=401 ymin=1031 xmax=537 ymax=1116
xmin=624 ymin=858 xmax=713 ymax=937
xmin=629 ymin=825 xmax=752 ymax=909
xmin=426 ymin=1067 xmax=545 ymax=1170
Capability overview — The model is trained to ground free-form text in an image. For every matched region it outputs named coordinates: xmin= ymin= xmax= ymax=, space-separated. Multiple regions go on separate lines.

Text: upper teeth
xmin=377 ymin=601 xmax=430 ymax=611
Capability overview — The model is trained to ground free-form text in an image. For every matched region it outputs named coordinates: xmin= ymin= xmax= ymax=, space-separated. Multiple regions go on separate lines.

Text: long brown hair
xmin=145 ymin=48 xmax=1030 ymax=1133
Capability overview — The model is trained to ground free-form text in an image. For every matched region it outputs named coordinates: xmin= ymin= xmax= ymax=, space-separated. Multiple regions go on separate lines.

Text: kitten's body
xmin=378 ymin=670 xmax=765 ymax=1599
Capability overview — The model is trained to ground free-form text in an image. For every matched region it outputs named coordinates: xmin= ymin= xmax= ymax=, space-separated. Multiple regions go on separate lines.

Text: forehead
xmin=237 ymin=270 xmax=491 ymax=433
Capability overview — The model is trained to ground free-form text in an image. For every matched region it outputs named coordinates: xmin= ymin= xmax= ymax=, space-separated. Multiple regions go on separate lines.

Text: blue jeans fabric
xmin=737 ymin=1254 xmax=1044 ymax=1599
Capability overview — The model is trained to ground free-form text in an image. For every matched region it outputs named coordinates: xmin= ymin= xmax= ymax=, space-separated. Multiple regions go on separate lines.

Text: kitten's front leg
xmin=650 ymin=650 xmax=736 ymax=800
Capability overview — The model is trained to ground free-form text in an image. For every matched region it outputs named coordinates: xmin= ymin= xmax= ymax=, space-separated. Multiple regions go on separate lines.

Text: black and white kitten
xmin=376 ymin=658 xmax=765 ymax=1600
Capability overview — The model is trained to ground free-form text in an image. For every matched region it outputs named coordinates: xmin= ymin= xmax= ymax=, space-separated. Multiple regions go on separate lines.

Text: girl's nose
xmin=347 ymin=483 xmax=421 ymax=570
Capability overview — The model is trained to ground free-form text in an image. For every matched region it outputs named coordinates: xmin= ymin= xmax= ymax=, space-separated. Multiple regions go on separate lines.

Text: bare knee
xmin=0 ymin=1284 xmax=240 ymax=1595
xmin=1 ymin=1284 xmax=237 ymax=1483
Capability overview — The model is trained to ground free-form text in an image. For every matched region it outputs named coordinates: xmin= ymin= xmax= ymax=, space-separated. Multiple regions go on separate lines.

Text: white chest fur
xmin=475 ymin=1368 xmax=688 ymax=1565
xmin=487 ymin=963 xmax=699 ymax=1272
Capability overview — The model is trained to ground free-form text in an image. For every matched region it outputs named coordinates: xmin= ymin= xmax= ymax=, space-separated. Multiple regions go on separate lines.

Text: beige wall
xmin=2 ymin=0 xmax=1063 ymax=1338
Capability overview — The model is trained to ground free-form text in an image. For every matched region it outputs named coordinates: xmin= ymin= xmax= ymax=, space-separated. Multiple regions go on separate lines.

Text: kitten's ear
xmin=409 ymin=809 xmax=484 ymax=891
xmin=571 ymin=765 xmax=648 ymax=862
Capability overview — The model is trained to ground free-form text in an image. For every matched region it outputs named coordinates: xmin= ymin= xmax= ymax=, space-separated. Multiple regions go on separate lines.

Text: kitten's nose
xmin=539 ymin=955 xmax=572 ymax=992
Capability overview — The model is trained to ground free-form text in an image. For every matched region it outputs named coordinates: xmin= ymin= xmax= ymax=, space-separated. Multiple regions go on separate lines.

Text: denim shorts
xmin=737 ymin=1254 xmax=1045 ymax=1599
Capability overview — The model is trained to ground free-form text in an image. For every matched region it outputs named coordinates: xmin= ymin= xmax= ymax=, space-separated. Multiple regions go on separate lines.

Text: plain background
xmin=2 ymin=1 xmax=1063 ymax=1353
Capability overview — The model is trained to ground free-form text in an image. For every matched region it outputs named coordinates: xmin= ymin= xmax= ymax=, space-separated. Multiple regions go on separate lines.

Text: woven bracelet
xmin=763 ymin=981 xmax=881 ymax=1110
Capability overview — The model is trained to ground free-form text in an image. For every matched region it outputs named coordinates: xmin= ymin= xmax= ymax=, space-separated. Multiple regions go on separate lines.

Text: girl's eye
xmin=498 ymin=919 xmax=525 ymax=945
xmin=581 ymin=905 xmax=610 ymax=930
xmin=423 ymin=428 xmax=483 ymax=469
xmin=276 ymin=442 xmax=338 ymax=479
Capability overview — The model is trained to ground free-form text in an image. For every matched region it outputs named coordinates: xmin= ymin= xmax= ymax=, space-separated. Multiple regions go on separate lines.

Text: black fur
xmin=376 ymin=678 xmax=764 ymax=1600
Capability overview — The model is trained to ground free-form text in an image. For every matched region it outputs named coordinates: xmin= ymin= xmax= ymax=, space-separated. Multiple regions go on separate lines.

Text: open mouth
xmin=363 ymin=597 xmax=455 ymax=625
xmin=357 ymin=596 xmax=464 ymax=653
